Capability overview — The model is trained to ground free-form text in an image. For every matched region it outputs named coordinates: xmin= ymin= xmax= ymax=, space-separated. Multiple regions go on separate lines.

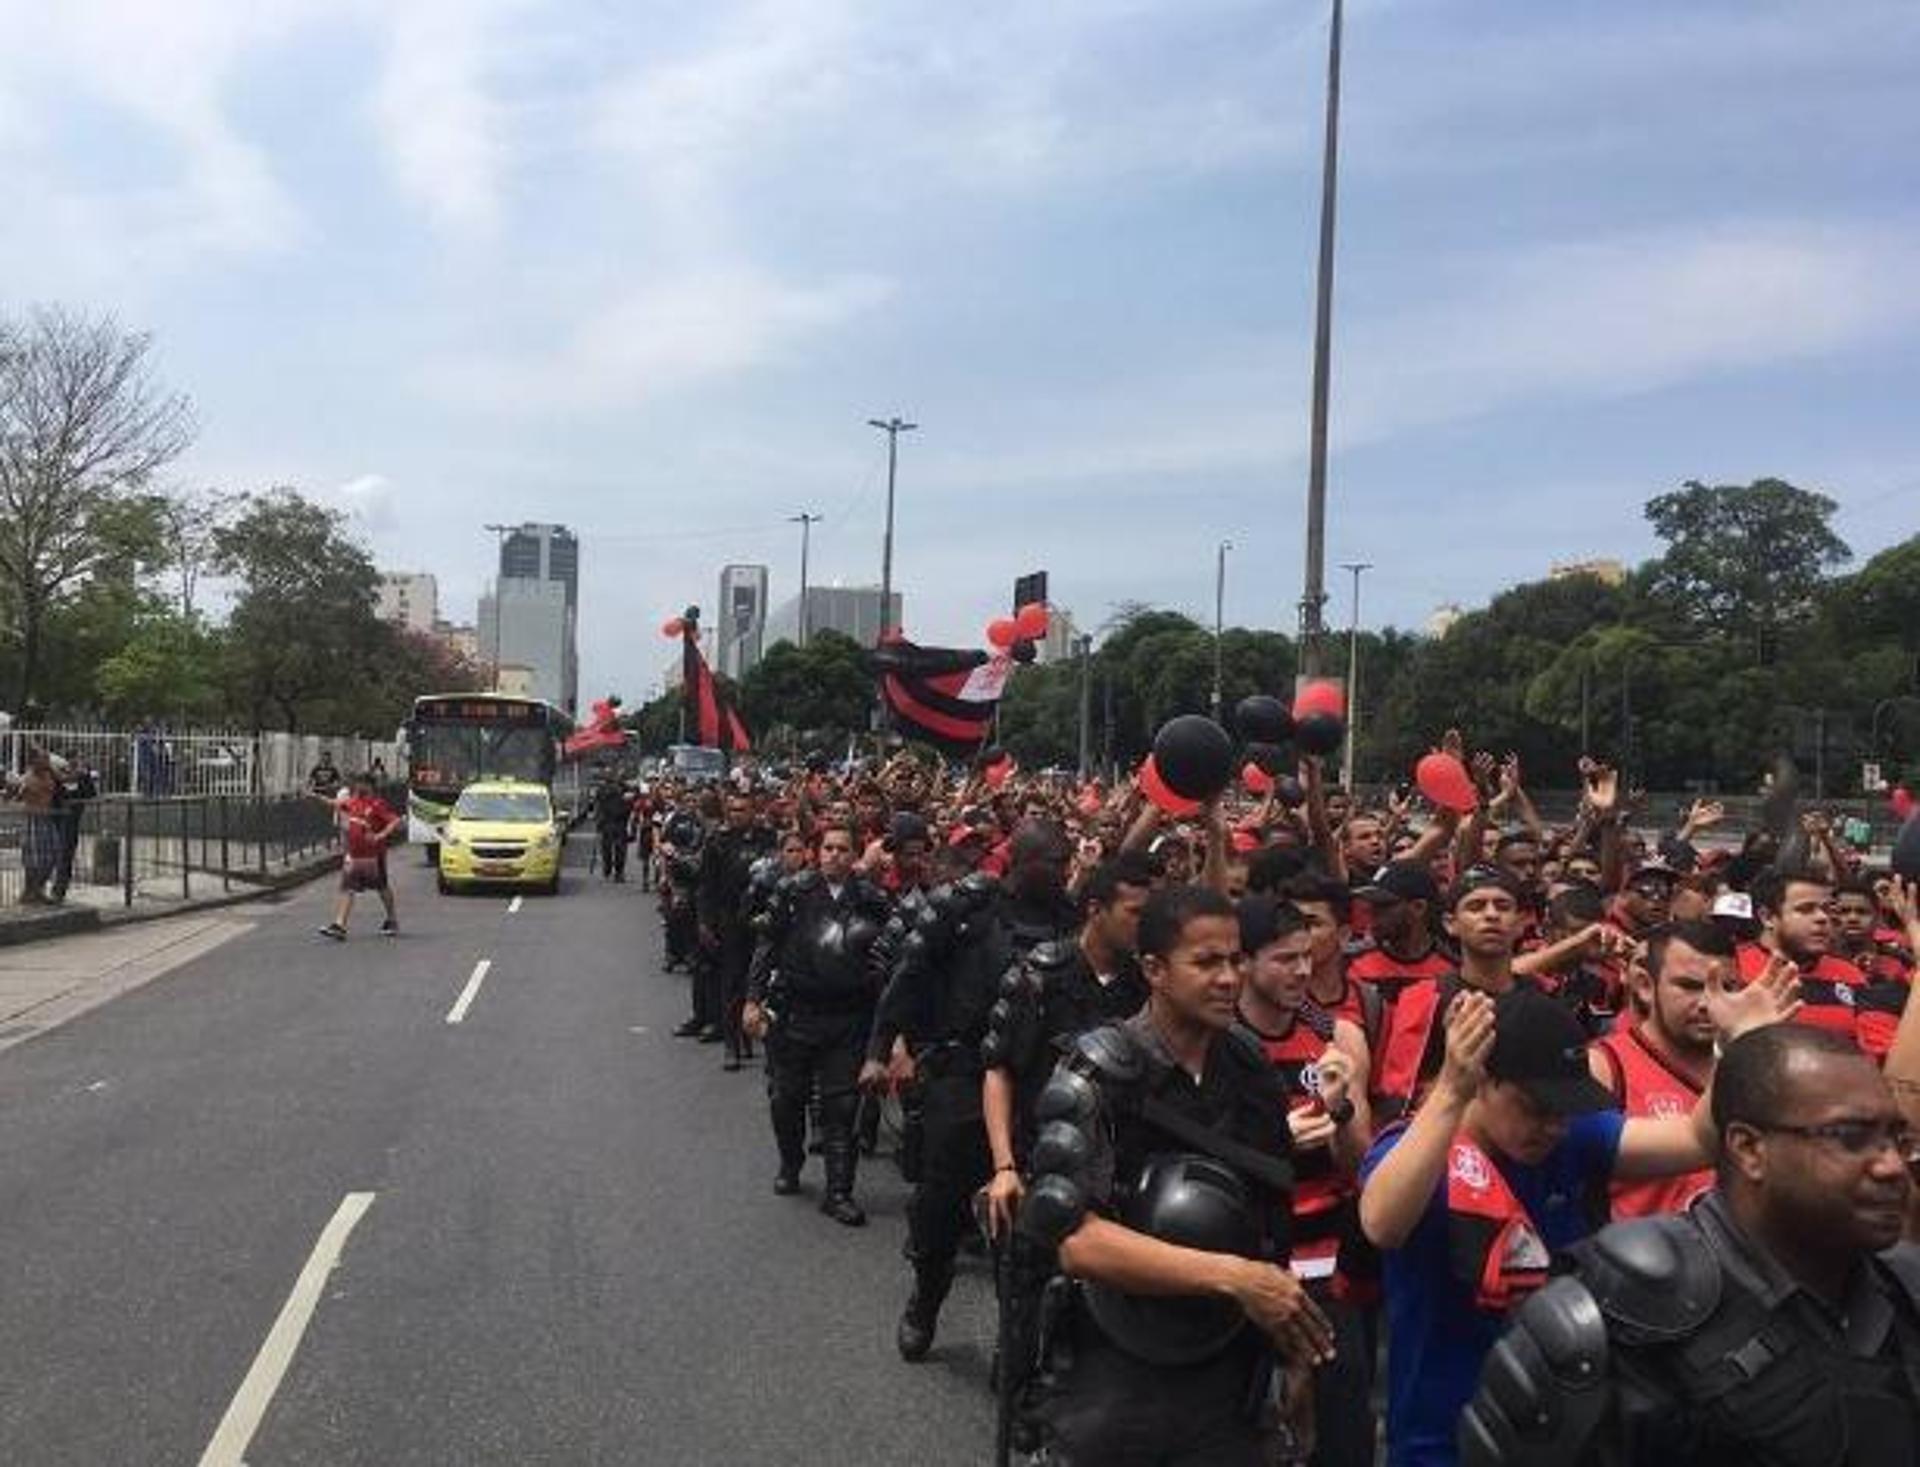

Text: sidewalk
xmin=0 ymin=904 xmax=281 ymax=1055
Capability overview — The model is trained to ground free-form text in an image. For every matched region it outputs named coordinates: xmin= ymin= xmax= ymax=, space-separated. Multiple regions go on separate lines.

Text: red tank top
xmin=1592 ymin=1026 xmax=1711 ymax=1220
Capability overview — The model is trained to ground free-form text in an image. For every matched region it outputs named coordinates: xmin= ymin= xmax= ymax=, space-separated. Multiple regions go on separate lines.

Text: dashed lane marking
xmin=198 ymin=1191 xmax=376 ymax=1467
xmin=446 ymin=959 xmax=492 ymax=1025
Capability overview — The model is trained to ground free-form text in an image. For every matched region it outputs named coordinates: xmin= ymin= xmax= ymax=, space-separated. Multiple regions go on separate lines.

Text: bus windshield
xmin=409 ymin=722 xmax=554 ymax=793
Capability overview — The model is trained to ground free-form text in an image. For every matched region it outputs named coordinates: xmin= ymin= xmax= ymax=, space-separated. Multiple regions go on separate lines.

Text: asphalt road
xmin=0 ymin=841 xmax=996 ymax=1465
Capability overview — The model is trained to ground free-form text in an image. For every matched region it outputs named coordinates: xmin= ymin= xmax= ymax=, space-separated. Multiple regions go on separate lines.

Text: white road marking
xmin=198 ymin=1191 xmax=376 ymax=1467
xmin=446 ymin=959 xmax=492 ymax=1025
xmin=508 ymin=895 xmax=523 ymax=914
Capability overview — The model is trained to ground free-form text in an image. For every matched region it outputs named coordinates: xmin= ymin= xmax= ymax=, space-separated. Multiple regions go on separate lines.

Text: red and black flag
xmin=871 ymin=633 xmax=1010 ymax=757
xmin=679 ymin=611 xmax=751 ymax=753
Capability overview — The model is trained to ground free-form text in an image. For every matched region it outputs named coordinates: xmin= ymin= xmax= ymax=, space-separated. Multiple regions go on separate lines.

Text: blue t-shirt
xmin=1360 ymin=1112 xmax=1625 ymax=1467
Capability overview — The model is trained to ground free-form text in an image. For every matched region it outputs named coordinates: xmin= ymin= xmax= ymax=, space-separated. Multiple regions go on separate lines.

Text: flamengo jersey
xmin=1244 ymin=1007 xmax=1352 ymax=1280
xmin=1592 ymin=1026 xmax=1711 ymax=1220
xmin=1736 ymin=944 xmax=1868 ymax=1049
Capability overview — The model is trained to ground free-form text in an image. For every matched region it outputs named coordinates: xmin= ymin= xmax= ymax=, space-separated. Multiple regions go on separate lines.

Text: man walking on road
xmin=319 ymin=773 xmax=402 ymax=940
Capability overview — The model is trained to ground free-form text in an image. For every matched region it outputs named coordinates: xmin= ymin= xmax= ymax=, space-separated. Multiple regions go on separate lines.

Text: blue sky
xmin=4 ymin=0 xmax=1916 ymax=701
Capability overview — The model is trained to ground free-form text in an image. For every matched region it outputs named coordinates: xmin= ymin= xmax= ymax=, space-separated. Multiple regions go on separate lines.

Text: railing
xmin=0 ymin=795 xmax=342 ymax=912
xmin=0 ymin=728 xmax=399 ymax=799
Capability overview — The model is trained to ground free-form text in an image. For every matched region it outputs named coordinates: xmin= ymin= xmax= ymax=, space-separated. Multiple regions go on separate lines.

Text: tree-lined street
xmin=0 ymin=846 xmax=991 ymax=1465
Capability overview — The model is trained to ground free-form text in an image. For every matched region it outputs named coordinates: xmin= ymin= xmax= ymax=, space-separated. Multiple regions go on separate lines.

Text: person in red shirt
xmin=1350 ymin=861 xmax=1455 ymax=1040
xmin=1588 ymin=918 xmax=1737 ymax=1218
xmin=1738 ymin=867 xmax=1873 ymax=1051
xmin=1835 ymin=873 xmax=1912 ymax=982
xmin=1278 ymin=871 xmax=1369 ymax=1032
xmin=319 ymin=773 xmax=402 ymax=940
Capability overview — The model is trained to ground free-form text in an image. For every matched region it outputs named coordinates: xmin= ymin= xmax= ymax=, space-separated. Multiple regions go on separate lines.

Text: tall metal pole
xmin=483 ymin=522 xmax=511 ymax=689
xmin=868 ymin=417 xmax=918 ymax=641
xmin=1298 ymin=0 xmax=1344 ymax=676
xmin=1077 ymin=633 xmax=1094 ymax=779
xmin=1212 ymin=540 xmax=1232 ymax=719
xmin=789 ymin=512 xmax=821 ymax=647
xmin=1338 ymin=560 xmax=1371 ymax=790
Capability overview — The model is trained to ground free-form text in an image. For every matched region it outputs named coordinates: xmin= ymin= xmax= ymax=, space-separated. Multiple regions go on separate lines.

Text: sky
xmin=3 ymin=0 xmax=1917 ymax=702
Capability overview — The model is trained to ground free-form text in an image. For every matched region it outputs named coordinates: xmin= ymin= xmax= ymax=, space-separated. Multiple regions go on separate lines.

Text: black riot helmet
xmin=1083 ymin=1154 xmax=1260 ymax=1364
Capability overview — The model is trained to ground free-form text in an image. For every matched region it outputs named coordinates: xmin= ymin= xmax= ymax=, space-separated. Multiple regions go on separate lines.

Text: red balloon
xmin=1893 ymin=786 xmax=1916 ymax=822
xmin=1014 ymin=602 xmax=1050 ymax=641
xmin=1140 ymin=757 xmax=1202 ymax=817
xmin=662 ymin=617 xmax=685 ymax=638
xmin=1415 ymin=751 xmax=1479 ymax=814
xmin=1293 ymin=679 xmax=1346 ymax=722
xmin=987 ymin=617 xmax=1019 ymax=649
xmin=1242 ymin=761 xmax=1275 ymax=796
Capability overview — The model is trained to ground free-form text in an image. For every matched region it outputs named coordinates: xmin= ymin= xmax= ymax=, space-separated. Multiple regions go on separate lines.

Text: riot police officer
xmin=867 ymin=819 xmax=1081 ymax=1362
xmin=660 ymin=806 xmax=706 ymax=980
xmin=1019 ymin=882 xmax=1334 ymax=1465
xmin=694 ymin=790 xmax=778 ymax=1067
xmin=1462 ymin=1023 xmax=1920 ymax=1467
xmin=743 ymin=824 xmax=892 ymax=1225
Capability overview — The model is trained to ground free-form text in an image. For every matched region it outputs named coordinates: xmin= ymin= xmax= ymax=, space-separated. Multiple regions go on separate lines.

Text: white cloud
xmin=328 ymin=472 xmax=399 ymax=535
xmin=421 ymin=263 xmax=895 ymax=411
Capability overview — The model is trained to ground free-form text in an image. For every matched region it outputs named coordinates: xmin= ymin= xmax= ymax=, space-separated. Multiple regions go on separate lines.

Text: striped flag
xmin=872 ymin=634 xmax=1010 ymax=756
xmin=682 ymin=622 xmax=751 ymax=753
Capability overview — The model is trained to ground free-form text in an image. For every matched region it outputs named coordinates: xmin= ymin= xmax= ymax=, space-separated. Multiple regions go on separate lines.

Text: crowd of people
xmin=598 ymin=739 xmax=1920 ymax=1466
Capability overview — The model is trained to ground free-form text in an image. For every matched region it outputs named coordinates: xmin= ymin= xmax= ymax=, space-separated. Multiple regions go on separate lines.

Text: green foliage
xmin=735 ymin=630 xmax=874 ymax=750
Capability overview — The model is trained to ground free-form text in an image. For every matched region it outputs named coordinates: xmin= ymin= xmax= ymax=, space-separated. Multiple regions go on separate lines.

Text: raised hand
xmin=1684 ymin=798 xmax=1725 ymax=834
xmin=1710 ymin=952 xmax=1802 ymax=1042
xmin=1582 ymin=760 xmax=1619 ymax=816
xmin=1439 ymin=989 xmax=1496 ymax=1097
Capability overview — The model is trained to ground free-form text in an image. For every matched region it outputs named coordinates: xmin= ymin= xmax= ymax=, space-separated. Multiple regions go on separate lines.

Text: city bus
xmin=400 ymin=694 xmax=579 ymax=860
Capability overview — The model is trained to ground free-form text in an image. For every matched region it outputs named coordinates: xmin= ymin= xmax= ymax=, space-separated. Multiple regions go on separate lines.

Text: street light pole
xmin=788 ymin=512 xmax=821 ymax=647
xmin=1338 ymin=560 xmax=1371 ymax=790
xmin=1298 ymin=0 xmax=1344 ymax=677
xmin=868 ymin=417 xmax=918 ymax=641
xmin=1212 ymin=540 xmax=1232 ymax=719
xmin=483 ymin=522 xmax=511 ymax=689
xmin=1077 ymin=633 xmax=1094 ymax=779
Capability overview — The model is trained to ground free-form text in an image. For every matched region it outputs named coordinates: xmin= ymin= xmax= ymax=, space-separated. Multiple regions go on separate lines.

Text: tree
xmin=1643 ymin=478 xmax=1850 ymax=664
xmin=95 ymin=612 xmax=226 ymax=724
xmin=736 ymin=631 xmax=874 ymax=749
xmin=155 ymin=486 xmax=241 ymax=621
xmin=214 ymin=489 xmax=382 ymax=732
xmin=0 ymin=306 xmax=194 ymax=709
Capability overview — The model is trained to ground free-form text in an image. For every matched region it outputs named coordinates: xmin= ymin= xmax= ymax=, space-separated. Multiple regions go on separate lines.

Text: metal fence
xmin=0 ymin=795 xmax=342 ymax=911
xmin=0 ymin=728 xmax=399 ymax=799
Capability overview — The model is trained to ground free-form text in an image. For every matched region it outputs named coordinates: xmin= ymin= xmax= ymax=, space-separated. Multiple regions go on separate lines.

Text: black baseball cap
xmin=1447 ymin=864 xmax=1528 ymax=910
xmin=1486 ymin=988 xmax=1616 ymax=1116
xmin=1354 ymin=861 xmax=1441 ymax=906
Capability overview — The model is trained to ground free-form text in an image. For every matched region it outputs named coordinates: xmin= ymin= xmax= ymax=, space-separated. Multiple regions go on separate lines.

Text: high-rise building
xmin=717 ymin=565 xmax=769 ymax=679
xmin=491 ymin=523 xmax=579 ymax=711
xmin=765 ymin=586 xmax=902 ymax=649
xmin=1039 ymin=608 xmax=1081 ymax=664
xmin=376 ymin=572 xmax=439 ymax=633
xmin=479 ymin=579 xmax=573 ymax=711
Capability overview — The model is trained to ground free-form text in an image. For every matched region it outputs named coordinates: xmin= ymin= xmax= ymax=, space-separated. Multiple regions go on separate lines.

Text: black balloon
xmin=1012 ymin=639 xmax=1039 ymax=664
xmin=1894 ymin=814 xmax=1920 ymax=880
xmin=1294 ymin=711 xmax=1345 ymax=758
xmin=1152 ymin=715 xmax=1235 ymax=801
xmin=1245 ymin=741 xmax=1287 ymax=775
xmin=1234 ymin=695 xmax=1293 ymax=747
xmin=1274 ymin=775 xmax=1307 ymax=809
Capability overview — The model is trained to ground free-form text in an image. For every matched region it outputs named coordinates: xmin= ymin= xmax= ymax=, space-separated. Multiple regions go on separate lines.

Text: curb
xmin=0 ymin=853 xmax=341 ymax=949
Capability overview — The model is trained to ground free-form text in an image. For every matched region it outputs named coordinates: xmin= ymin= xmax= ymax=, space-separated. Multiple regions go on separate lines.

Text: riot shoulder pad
xmin=1025 ymin=938 xmax=1080 ymax=983
xmin=1019 ymin=1172 xmax=1088 ymax=1248
xmin=850 ymin=877 xmax=894 ymax=917
xmin=784 ymin=869 xmax=823 ymax=897
xmin=1576 ymin=1215 xmax=1720 ymax=1345
xmin=1067 ymin=1022 xmax=1149 ymax=1089
xmin=1459 ymin=1276 xmax=1612 ymax=1467
xmin=954 ymin=870 xmax=1001 ymax=909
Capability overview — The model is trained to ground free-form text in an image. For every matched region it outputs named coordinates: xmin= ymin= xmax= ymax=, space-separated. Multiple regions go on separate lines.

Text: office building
xmin=1039 ymin=608 xmax=1081 ymax=664
xmin=491 ymin=523 xmax=579 ymax=711
xmin=717 ymin=564 xmax=769 ymax=679
xmin=766 ymin=585 xmax=902 ymax=649
xmin=376 ymin=572 xmax=439 ymax=633
xmin=479 ymin=578 xmax=574 ymax=711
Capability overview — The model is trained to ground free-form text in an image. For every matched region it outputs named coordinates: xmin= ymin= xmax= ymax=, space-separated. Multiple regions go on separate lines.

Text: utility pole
xmin=483 ymin=522 xmax=512 ymax=689
xmin=1338 ymin=560 xmax=1371 ymax=790
xmin=1212 ymin=540 xmax=1233 ymax=720
xmin=788 ymin=512 xmax=821 ymax=647
xmin=1076 ymin=633 xmax=1094 ymax=778
xmin=1298 ymin=0 xmax=1344 ymax=676
xmin=868 ymin=417 xmax=918 ymax=641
